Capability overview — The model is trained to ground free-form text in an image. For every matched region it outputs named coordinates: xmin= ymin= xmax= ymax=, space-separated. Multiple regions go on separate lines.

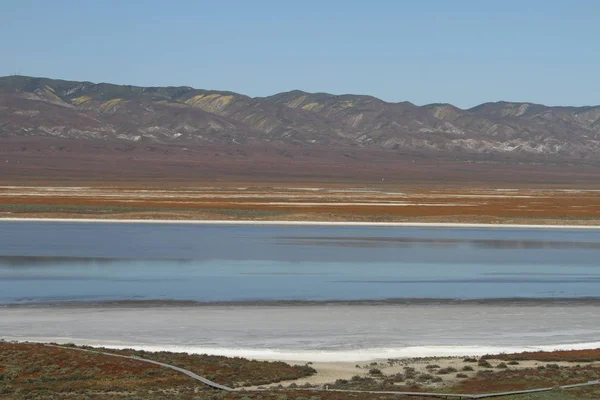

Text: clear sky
xmin=1 ymin=0 xmax=598 ymax=108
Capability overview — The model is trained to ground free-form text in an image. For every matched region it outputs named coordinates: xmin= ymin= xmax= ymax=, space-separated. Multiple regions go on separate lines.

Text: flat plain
xmin=1 ymin=184 xmax=600 ymax=225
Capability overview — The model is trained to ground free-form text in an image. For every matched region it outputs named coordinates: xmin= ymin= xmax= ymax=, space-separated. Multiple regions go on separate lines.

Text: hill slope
xmin=1 ymin=75 xmax=600 ymax=174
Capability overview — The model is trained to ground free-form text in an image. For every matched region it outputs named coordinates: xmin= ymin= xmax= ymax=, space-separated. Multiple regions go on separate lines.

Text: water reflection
xmin=1 ymin=223 xmax=600 ymax=303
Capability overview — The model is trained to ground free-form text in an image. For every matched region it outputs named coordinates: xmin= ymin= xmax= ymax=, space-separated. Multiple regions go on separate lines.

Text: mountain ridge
xmin=5 ymin=75 xmax=597 ymax=110
xmin=2 ymin=75 xmax=600 ymax=164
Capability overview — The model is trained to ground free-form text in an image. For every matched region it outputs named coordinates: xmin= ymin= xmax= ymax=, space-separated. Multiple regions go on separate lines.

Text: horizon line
xmin=3 ymin=74 xmax=599 ymax=111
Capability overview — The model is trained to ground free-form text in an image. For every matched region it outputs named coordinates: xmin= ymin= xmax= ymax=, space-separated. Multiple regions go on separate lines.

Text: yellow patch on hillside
xmin=71 ymin=96 xmax=92 ymax=105
xmin=184 ymin=94 xmax=207 ymax=106
xmin=286 ymin=95 xmax=307 ymax=109
xmin=339 ymin=102 xmax=354 ymax=108
xmin=213 ymin=95 xmax=233 ymax=106
xmin=185 ymin=93 xmax=234 ymax=110
xmin=100 ymin=98 xmax=123 ymax=112
xmin=44 ymin=90 xmax=63 ymax=102
xmin=44 ymin=85 xmax=56 ymax=93
xmin=302 ymin=102 xmax=321 ymax=111
xmin=158 ymin=100 xmax=188 ymax=108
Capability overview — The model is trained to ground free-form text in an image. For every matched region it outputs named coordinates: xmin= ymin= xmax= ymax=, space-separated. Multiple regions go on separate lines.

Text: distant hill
xmin=2 ymin=75 xmax=600 ymax=183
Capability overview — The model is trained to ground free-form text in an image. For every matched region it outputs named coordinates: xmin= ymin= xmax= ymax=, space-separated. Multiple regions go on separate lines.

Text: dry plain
xmin=1 ymin=184 xmax=600 ymax=225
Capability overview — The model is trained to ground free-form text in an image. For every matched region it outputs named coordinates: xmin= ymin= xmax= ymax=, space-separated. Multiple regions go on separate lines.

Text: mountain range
xmin=2 ymin=75 xmax=600 ymax=164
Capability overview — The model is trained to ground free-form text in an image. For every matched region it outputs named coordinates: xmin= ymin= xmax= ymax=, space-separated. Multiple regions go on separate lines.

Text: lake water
xmin=1 ymin=221 xmax=600 ymax=360
xmin=1 ymin=221 xmax=600 ymax=303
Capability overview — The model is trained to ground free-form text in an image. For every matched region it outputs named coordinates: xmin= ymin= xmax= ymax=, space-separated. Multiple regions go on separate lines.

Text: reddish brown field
xmin=453 ymin=365 xmax=600 ymax=394
xmin=0 ymin=342 xmax=315 ymax=399
xmin=490 ymin=348 xmax=600 ymax=362
xmin=1 ymin=184 xmax=600 ymax=224
xmin=0 ymin=342 xmax=192 ymax=398
xmin=3 ymin=137 xmax=600 ymax=185
xmin=2 ymin=137 xmax=600 ymax=224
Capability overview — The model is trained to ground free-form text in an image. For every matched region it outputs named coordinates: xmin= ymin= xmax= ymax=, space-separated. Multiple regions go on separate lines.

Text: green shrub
xmin=416 ymin=373 xmax=434 ymax=382
xmin=403 ymin=367 xmax=417 ymax=379
xmin=477 ymin=370 xmax=494 ymax=376
xmin=437 ymin=367 xmax=457 ymax=375
xmin=478 ymin=359 xmax=493 ymax=368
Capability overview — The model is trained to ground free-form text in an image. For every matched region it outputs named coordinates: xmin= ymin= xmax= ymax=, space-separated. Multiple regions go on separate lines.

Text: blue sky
xmin=1 ymin=0 xmax=598 ymax=108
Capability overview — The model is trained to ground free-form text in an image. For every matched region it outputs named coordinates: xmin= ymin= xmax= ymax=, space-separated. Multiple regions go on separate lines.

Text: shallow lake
xmin=1 ymin=222 xmax=600 ymax=303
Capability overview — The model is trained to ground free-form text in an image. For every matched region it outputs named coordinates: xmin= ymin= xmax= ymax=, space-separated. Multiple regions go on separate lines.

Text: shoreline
xmin=69 ymin=341 xmax=600 ymax=363
xmin=4 ymin=297 xmax=600 ymax=308
xmin=3 ymin=338 xmax=600 ymax=363
xmin=2 ymin=217 xmax=600 ymax=229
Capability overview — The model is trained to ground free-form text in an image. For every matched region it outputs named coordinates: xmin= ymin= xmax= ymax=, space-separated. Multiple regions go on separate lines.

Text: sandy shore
xmin=2 ymin=217 xmax=600 ymax=229
xmin=246 ymin=356 xmax=600 ymax=389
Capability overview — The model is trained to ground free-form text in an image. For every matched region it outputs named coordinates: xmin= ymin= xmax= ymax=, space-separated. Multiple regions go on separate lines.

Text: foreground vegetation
xmin=69 ymin=345 xmax=316 ymax=388
xmin=0 ymin=342 xmax=314 ymax=399
xmin=1 ymin=342 xmax=600 ymax=400
xmin=484 ymin=348 xmax=600 ymax=363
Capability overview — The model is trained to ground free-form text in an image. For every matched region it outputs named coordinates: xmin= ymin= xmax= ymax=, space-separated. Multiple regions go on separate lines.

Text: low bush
xmin=437 ymin=367 xmax=457 ymax=375
xmin=389 ymin=373 xmax=404 ymax=382
xmin=403 ymin=367 xmax=417 ymax=379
